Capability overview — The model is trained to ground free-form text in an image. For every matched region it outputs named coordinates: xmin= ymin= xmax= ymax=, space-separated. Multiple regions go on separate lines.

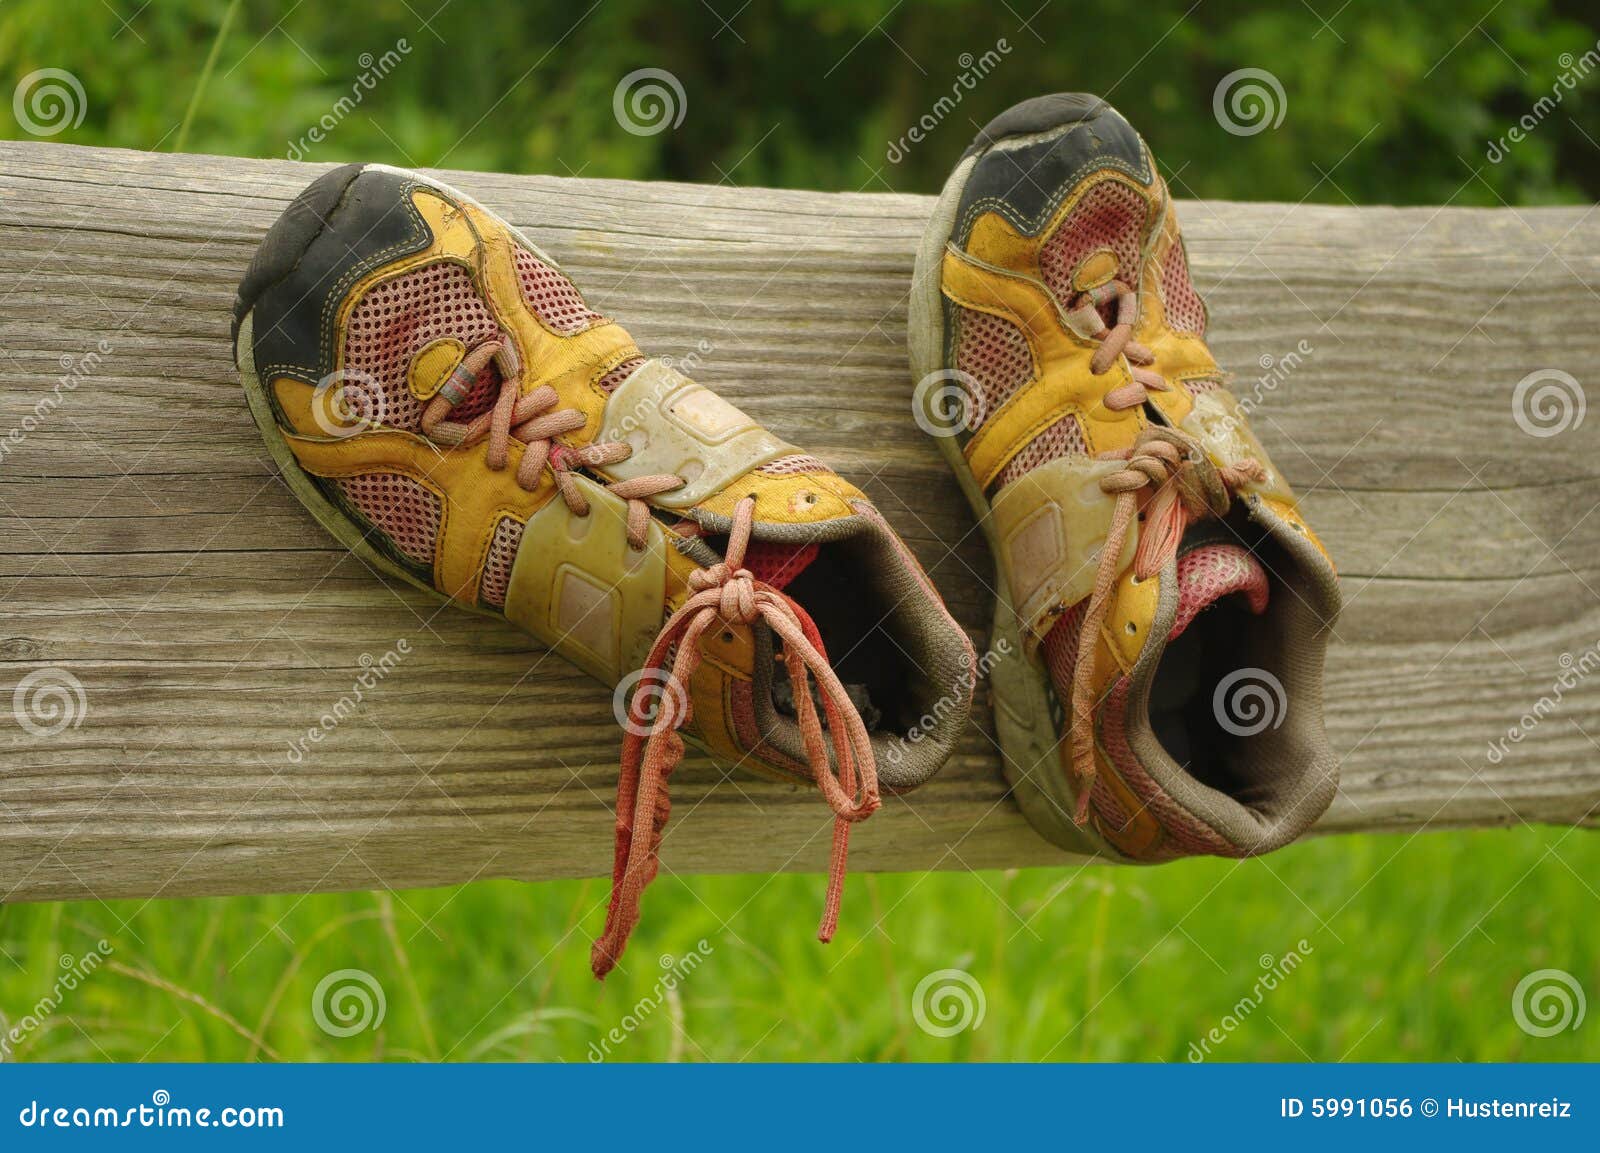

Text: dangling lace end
xmin=817 ymin=813 xmax=856 ymax=944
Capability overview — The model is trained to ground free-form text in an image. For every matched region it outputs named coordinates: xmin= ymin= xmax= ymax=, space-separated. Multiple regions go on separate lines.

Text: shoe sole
xmin=908 ymin=97 xmax=1114 ymax=858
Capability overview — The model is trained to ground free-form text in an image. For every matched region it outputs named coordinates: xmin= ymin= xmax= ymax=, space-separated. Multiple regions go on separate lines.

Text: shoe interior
xmin=1131 ymin=507 xmax=1342 ymax=852
xmin=700 ymin=514 xmax=971 ymax=791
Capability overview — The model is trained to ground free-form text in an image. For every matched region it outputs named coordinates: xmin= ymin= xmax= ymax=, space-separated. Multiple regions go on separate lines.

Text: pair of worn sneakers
xmin=232 ymin=94 xmax=1341 ymax=979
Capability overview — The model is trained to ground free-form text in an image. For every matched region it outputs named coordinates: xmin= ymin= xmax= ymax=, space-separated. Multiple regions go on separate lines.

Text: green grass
xmin=3 ymin=827 xmax=1595 ymax=1061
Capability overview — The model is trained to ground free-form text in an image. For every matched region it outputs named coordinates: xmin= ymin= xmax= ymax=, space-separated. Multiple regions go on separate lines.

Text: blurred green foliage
xmin=1 ymin=1 xmax=1598 ymax=1062
xmin=1 ymin=0 xmax=1597 ymax=202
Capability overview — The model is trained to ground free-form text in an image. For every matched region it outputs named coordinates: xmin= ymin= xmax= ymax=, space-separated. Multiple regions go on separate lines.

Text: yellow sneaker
xmin=234 ymin=164 xmax=974 ymax=975
xmin=909 ymin=95 xmax=1340 ymax=861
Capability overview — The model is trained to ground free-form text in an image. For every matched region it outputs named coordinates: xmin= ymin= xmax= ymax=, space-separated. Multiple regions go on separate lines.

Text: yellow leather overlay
xmin=942 ymin=247 xmax=1144 ymax=486
xmin=312 ymin=187 xmax=640 ymax=453
xmin=1180 ymin=389 xmax=1294 ymax=505
xmin=1141 ymin=328 xmax=1219 ymax=426
xmin=458 ymin=203 xmax=640 ymax=445
xmin=989 ymin=456 xmax=1138 ymax=647
xmin=501 ymin=474 xmax=669 ymax=684
xmin=696 ymin=468 xmax=865 ymax=528
xmin=1073 ymin=250 xmax=1118 ymax=292
xmin=409 ymin=338 xmax=466 ymax=400
xmin=961 ymin=172 xmax=1156 ymax=280
xmin=1262 ymin=496 xmax=1334 ymax=570
xmin=598 ymin=360 xmax=795 ymax=509
xmin=283 ymin=425 xmax=557 ymax=604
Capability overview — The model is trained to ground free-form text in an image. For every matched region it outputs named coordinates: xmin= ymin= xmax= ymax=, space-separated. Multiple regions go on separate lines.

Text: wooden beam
xmin=0 ymin=141 xmax=1596 ymax=903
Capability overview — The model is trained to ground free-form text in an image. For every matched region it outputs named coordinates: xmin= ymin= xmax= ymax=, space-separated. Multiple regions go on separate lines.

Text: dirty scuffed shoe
xmin=908 ymin=95 xmax=1341 ymax=861
xmin=233 ymin=164 xmax=974 ymax=975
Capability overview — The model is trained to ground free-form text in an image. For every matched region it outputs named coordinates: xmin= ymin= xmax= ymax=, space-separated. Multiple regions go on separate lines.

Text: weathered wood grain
xmin=0 ymin=141 xmax=1597 ymax=904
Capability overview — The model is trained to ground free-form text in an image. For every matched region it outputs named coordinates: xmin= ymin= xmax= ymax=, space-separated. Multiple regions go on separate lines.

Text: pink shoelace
xmin=592 ymin=496 xmax=881 ymax=979
xmin=1062 ymin=288 xmax=1265 ymax=823
xmin=419 ymin=340 xmax=881 ymax=978
xmin=421 ymin=340 xmax=682 ymax=546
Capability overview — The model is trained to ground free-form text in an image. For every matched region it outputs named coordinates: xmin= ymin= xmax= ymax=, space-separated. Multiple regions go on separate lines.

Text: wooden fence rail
xmin=0 ymin=141 xmax=1596 ymax=903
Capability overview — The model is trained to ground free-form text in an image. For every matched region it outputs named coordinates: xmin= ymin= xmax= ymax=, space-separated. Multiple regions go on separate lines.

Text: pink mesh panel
xmin=450 ymin=363 xmax=502 ymax=424
xmin=1037 ymin=181 xmax=1151 ymax=307
xmin=596 ymin=355 xmax=646 ymax=393
xmin=479 ymin=515 xmax=525 ymax=608
xmin=335 ymin=473 xmax=441 ymax=566
xmin=342 ymin=262 xmax=501 ymax=432
xmin=955 ymin=307 xmax=1033 ymax=420
xmin=1170 ymin=543 xmax=1268 ymax=639
xmin=758 ymin=453 xmax=831 ymax=477
xmin=1185 ymin=378 xmax=1224 ymax=395
xmin=994 ymin=414 xmax=1087 ymax=490
xmin=1161 ymin=238 xmax=1207 ymax=336
xmin=1041 ymin=601 xmax=1087 ymax=688
xmin=514 ymin=246 xmax=603 ymax=335
xmin=742 ymin=539 xmax=818 ymax=591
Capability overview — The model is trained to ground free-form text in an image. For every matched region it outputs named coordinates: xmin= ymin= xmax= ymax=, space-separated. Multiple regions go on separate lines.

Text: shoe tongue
xmin=1169 ymin=540 xmax=1269 ymax=641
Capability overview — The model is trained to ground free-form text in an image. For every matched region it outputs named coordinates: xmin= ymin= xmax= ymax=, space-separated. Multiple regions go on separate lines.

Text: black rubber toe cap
xmin=233 ymin=164 xmax=437 ymax=383
xmin=954 ymin=93 xmax=1152 ymax=242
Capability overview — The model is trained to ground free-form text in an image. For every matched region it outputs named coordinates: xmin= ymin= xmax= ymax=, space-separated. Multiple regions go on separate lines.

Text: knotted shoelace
xmin=1062 ymin=293 xmax=1266 ymax=824
xmin=591 ymin=496 xmax=881 ymax=979
xmin=416 ymin=339 xmax=880 ymax=979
